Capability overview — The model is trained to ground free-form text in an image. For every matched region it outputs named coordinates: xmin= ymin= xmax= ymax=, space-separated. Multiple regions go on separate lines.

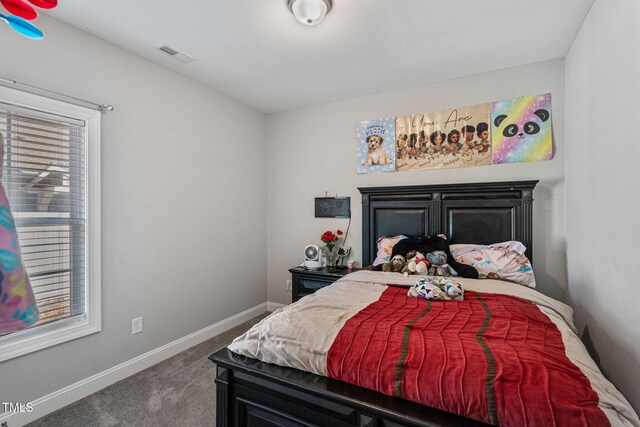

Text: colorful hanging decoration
xmin=25 ymin=0 xmax=57 ymax=9
xmin=1 ymin=0 xmax=37 ymax=20
xmin=0 ymin=13 xmax=42 ymax=38
xmin=0 ymin=132 xmax=40 ymax=334
xmin=0 ymin=0 xmax=56 ymax=39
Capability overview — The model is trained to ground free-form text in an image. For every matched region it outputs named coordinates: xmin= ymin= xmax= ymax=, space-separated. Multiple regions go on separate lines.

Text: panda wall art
xmin=491 ymin=93 xmax=554 ymax=164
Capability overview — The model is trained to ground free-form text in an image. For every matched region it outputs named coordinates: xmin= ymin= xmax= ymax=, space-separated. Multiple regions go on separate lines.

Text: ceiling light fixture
xmin=288 ymin=0 xmax=331 ymax=26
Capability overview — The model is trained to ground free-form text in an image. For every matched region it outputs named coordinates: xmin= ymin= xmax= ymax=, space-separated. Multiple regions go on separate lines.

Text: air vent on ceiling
xmin=158 ymin=45 xmax=194 ymax=64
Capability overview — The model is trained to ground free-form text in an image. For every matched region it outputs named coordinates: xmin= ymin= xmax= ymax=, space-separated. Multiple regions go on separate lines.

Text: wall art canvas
xmin=491 ymin=93 xmax=554 ymax=164
xmin=356 ymin=117 xmax=396 ymax=174
xmin=396 ymin=103 xmax=491 ymax=171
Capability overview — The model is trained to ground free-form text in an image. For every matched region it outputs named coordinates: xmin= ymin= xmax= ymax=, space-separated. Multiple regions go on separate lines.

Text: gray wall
xmin=10 ymin=7 xmax=634 ymax=415
xmin=0 ymin=15 xmax=267 ymax=404
xmin=565 ymin=0 xmax=640 ymax=411
xmin=266 ymin=59 xmax=566 ymax=304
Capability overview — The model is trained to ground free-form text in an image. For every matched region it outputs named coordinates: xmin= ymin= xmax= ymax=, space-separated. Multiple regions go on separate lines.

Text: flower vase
xmin=324 ymin=246 xmax=336 ymax=269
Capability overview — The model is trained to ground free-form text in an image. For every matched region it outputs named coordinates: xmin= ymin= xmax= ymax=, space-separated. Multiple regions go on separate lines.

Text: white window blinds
xmin=0 ymin=102 xmax=86 ymax=328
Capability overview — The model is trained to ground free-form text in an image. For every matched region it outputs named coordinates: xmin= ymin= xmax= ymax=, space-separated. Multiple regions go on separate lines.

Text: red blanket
xmin=327 ymin=286 xmax=608 ymax=426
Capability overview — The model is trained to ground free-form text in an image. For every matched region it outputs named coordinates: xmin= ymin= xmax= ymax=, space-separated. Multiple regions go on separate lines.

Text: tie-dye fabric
xmin=0 ymin=132 xmax=39 ymax=334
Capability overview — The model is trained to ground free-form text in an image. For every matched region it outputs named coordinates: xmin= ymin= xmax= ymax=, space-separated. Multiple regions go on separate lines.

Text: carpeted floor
xmin=26 ymin=313 xmax=269 ymax=427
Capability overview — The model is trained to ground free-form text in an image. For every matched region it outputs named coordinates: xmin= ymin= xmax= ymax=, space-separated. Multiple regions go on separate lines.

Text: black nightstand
xmin=289 ymin=266 xmax=360 ymax=302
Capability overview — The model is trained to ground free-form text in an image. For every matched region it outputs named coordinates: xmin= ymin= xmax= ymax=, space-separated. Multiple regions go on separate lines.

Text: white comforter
xmin=229 ymin=270 xmax=639 ymax=426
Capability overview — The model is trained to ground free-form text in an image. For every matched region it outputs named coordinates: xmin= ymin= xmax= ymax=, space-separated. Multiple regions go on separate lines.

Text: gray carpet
xmin=27 ymin=313 xmax=269 ymax=427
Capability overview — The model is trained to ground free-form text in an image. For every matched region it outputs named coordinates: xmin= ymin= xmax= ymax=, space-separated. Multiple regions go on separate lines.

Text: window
xmin=0 ymin=86 xmax=101 ymax=361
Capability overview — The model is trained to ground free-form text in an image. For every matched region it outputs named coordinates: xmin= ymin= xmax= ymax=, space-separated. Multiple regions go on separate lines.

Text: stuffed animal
xmin=388 ymin=235 xmax=478 ymax=279
xmin=382 ymin=254 xmax=406 ymax=273
xmin=402 ymin=251 xmax=430 ymax=277
xmin=426 ymin=251 xmax=458 ymax=277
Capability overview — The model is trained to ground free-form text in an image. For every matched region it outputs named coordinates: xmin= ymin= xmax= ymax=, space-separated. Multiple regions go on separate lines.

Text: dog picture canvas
xmin=491 ymin=93 xmax=554 ymax=164
xmin=356 ymin=117 xmax=396 ymax=174
xmin=396 ymin=103 xmax=492 ymax=172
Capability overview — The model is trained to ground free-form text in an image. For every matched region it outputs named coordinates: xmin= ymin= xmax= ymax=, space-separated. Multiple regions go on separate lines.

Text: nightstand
xmin=289 ymin=266 xmax=360 ymax=302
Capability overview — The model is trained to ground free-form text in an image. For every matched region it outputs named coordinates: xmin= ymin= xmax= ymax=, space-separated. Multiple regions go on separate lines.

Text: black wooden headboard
xmin=359 ymin=180 xmax=538 ymax=266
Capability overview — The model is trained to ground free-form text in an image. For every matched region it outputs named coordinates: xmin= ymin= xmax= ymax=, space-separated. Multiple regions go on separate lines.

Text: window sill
xmin=0 ymin=314 xmax=100 ymax=362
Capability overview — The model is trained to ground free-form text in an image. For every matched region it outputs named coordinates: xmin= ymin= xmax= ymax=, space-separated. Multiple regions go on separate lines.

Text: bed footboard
xmin=210 ymin=348 xmax=487 ymax=427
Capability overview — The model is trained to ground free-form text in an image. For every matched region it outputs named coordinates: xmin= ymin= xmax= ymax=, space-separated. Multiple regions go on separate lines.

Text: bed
xmin=209 ymin=181 xmax=639 ymax=427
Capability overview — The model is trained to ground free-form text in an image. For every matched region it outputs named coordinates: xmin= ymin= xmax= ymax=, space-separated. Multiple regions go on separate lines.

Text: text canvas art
xmin=491 ymin=93 xmax=554 ymax=164
xmin=356 ymin=118 xmax=396 ymax=174
xmin=396 ymin=103 xmax=491 ymax=171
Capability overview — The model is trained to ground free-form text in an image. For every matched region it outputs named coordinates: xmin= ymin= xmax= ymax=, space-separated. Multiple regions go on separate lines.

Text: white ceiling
xmin=47 ymin=0 xmax=594 ymax=113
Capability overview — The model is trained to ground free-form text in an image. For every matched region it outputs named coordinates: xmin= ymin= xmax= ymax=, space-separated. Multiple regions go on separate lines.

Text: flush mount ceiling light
xmin=288 ymin=0 xmax=331 ymax=26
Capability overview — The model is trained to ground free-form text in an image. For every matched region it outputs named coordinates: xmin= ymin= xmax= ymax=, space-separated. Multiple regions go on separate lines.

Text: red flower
xmin=320 ymin=230 xmax=341 ymax=244
xmin=337 ymin=230 xmax=343 ymax=236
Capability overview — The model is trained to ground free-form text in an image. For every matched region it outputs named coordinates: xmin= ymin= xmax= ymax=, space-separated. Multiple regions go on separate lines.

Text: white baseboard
xmin=267 ymin=301 xmax=287 ymax=311
xmin=0 ymin=302 xmax=269 ymax=427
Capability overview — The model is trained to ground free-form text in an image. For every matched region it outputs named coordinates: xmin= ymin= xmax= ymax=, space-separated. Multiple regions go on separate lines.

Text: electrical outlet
xmin=286 ymin=279 xmax=292 ymax=297
xmin=132 ymin=317 xmax=143 ymax=335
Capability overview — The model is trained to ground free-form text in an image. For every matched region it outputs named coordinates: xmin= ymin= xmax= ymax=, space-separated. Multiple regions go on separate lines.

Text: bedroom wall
xmin=565 ymin=0 xmax=640 ymax=411
xmin=0 ymin=15 xmax=267 ymax=406
xmin=267 ymin=59 xmax=566 ymax=304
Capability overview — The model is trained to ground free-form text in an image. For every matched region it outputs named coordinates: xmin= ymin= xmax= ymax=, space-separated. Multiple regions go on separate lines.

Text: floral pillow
xmin=450 ymin=241 xmax=536 ymax=288
xmin=373 ymin=235 xmax=407 ymax=266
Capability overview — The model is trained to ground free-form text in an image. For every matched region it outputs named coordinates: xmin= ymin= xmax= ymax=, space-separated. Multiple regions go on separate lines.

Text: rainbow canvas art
xmin=491 ymin=93 xmax=553 ymax=164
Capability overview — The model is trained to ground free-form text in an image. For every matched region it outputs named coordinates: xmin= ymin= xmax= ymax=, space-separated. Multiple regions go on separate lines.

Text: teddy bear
xmin=426 ymin=251 xmax=458 ymax=277
xmin=402 ymin=251 xmax=430 ymax=277
xmin=381 ymin=254 xmax=406 ymax=273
